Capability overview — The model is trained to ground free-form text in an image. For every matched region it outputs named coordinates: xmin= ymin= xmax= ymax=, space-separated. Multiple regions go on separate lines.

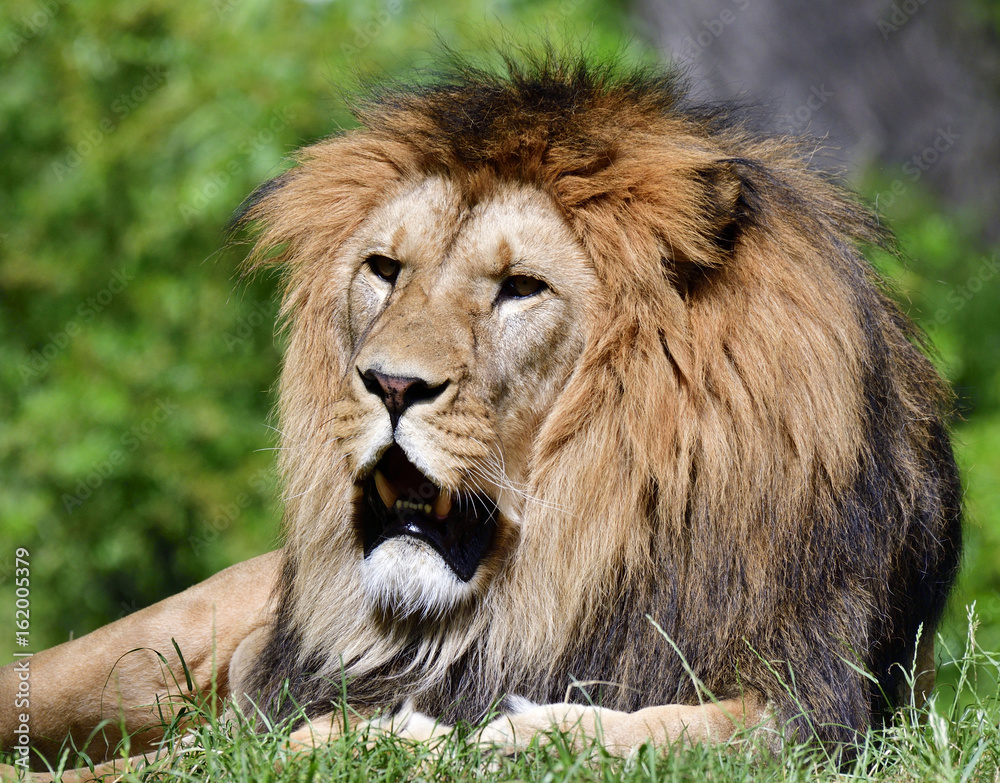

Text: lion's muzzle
xmin=359 ymin=444 xmax=498 ymax=582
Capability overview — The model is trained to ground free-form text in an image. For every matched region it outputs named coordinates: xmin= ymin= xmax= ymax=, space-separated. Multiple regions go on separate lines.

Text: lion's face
xmin=314 ymin=176 xmax=599 ymax=618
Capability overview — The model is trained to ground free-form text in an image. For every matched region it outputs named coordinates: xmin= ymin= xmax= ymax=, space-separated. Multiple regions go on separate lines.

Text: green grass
xmin=9 ymin=610 xmax=998 ymax=782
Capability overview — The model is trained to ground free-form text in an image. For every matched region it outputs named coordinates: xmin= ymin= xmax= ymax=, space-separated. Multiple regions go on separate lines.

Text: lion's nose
xmin=359 ymin=368 xmax=448 ymax=429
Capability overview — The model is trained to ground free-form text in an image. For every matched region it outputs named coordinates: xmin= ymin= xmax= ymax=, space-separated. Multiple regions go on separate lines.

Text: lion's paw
xmin=477 ymin=701 xmax=600 ymax=752
xmin=366 ymin=699 xmax=453 ymax=743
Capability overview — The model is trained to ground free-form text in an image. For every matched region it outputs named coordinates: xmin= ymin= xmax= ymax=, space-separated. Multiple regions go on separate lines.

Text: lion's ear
xmin=693 ymin=160 xmax=747 ymax=255
xmin=229 ymin=173 xmax=295 ymax=237
xmin=667 ymin=159 xmax=757 ymax=298
xmin=227 ymin=172 xmax=298 ymax=277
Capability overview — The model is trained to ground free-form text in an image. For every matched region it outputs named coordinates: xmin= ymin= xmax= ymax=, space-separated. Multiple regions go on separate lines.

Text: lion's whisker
xmin=463 ymin=455 xmax=573 ymax=518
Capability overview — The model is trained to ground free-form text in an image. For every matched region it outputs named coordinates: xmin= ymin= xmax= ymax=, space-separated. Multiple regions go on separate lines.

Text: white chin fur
xmin=360 ymin=537 xmax=471 ymax=618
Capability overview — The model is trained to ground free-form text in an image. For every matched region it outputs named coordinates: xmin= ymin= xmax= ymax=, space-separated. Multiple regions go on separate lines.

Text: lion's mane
xmin=235 ymin=54 xmax=961 ymax=745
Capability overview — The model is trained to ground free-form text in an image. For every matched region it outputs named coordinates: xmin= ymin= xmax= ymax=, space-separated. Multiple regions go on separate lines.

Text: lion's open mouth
xmin=359 ymin=445 xmax=498 ymax=582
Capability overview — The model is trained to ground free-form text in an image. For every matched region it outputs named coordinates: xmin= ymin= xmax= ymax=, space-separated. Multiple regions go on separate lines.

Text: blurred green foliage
xmin=1 ymin=0 xmax=997 ymax=667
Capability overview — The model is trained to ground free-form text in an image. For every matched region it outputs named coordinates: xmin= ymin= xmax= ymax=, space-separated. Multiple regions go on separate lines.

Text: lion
xmin=1 ymin=53 xmax=962 ymax=778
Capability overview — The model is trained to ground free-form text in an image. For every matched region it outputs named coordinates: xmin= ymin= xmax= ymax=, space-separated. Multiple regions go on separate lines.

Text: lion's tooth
xmin=373 ymin=469 xmax=398 ymax=509
xmin=433 ymin=489 xmax=453 ymax=519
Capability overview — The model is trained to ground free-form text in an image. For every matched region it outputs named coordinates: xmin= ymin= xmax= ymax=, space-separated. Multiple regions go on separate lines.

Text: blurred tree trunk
xmin=635 ymin=0 xmax=1000 ymax=238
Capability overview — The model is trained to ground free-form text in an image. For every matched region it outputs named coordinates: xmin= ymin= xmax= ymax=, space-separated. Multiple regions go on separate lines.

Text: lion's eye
xmin=367 ymin=255 xmax=400 ymax=284
xmin=499 ymin=275 xmax=547 ymax=299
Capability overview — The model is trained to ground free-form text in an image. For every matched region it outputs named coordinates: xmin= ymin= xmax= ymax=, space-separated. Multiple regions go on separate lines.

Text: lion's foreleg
xmin=287 ymin=700 xmax=452 ymax=752
xmin=0 ymin=551 xmax=279 ymax=767
xmin=478 ymin=695 xmax=770 ymax=755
